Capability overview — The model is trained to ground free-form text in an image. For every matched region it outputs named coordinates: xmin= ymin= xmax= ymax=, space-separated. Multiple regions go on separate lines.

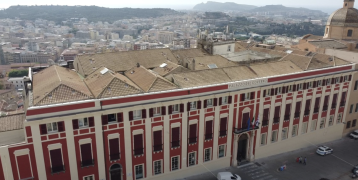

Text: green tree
xmin=0 ymin=45 xmax=5 ymax=65
xmin=8 ymin=70 xmax=29 ymax=77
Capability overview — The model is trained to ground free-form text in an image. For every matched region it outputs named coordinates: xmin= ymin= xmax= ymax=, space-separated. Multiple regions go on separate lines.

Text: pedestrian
xmin=299 ymin=156 xmax=302 ymax=163
xmin=296 ymin=157 xmax=299 ymax=163
xmin=304 ymin=157 xmax=307 ymax=165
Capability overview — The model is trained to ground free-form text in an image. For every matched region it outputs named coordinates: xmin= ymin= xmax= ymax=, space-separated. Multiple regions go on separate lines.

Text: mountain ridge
xmin=193 ymin=1 xmax=257 ymax=11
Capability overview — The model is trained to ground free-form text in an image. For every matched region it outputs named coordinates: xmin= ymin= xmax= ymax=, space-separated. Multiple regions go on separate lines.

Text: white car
xmin=350 ymin=130 xmax=358 ymax=139
xmin=316 ymin=146 xmax=333 ymax=156
xmin=217 ymin=172 xmax=241 ymax=180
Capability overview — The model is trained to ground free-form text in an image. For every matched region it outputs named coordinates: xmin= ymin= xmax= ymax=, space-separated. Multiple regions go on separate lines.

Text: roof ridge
xmin=306 ymin=54 xmax=316 ymax=70
xmin=54 ymin=65 xmax=62 ymax=82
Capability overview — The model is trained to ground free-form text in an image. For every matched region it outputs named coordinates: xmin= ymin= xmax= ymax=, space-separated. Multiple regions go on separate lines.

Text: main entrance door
xmin=237 ymin=134 xmax=248 ymax=165
xmin=110 ymin=164 xmax=122 ymax=180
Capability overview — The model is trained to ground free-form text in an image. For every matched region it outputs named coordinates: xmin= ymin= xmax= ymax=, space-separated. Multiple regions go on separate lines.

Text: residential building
xmin=157 ymin=31 xmax=174 ymax=44
xmin=7 ymin=77 xmax=25 ymax=89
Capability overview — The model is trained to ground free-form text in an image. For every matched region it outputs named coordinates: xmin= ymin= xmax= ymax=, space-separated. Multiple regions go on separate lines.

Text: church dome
xmin=327 ymin=8 xmax=358 ymax=27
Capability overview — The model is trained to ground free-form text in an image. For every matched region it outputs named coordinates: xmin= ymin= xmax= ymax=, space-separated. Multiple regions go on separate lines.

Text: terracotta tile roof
xmin=249 ymin=46 xmax=287 ymax=57
xmin=172 ymin=48 xmax=207 ymax=60
xmin=222 ymin=66 xmax=258 ymax=81
xmin=75 ymin=48 xmax=178 ymax=77
xmin=152 ymin=61 xmax=190 ymax=76
xmin=309 ymin=40 xmax=347 ymax=49
xmin=0 ymin=113 xmax=24 ymax=132
xmin=125 ymin=66 xmax=178 ymax=92
xmin=32 ymin=65 xmax=93 ymax=106
xmin=187 ymin=55 xmax=239 ymax=70
xmin=282 ymin=54 xmax=312 ymax=70
xmin=250 ymin=61 xmax=303 ymax=77
xmin=302 ymin=34 xmax=323 ymax=40
xmin=84 ymin=67 xmax=142 ymax=98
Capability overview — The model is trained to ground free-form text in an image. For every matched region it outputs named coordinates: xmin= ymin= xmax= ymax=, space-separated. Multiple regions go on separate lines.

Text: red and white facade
xmin=0 ymin=64 xmax=355 ymax=180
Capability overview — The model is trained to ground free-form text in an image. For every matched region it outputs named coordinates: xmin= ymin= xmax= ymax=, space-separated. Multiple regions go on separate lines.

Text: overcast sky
xmin=0 ymin=0 xmax=354 ymax=12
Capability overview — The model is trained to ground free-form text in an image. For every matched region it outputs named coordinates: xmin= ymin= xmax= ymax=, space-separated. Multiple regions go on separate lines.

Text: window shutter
xmin=89 ymin=117 xmax=95 ymax=127
xmin=206 ymin=120 xmax=213 ymax=135
xmin=161 ymin=106 xmax=166 ymax=115
xmin=251 ymin=92 xmax=255 ymax=99
xmin=313 ymin=81 xmax=317 ymax=88
xmin=187 ymin=102 xmax=191 ymax=111
xmin=220 ymin=118 xmax=227 ymax=132
xmin=134 ymin=134 xmax=143 ymax=150
xmin=228 ymin=96 xmax=232 ymax=104
xmin=142 ymin=109 xmax=146 ymax=118
xmin=282 ymin=86 xmax=286 ymax=94
xmin=305 ymin=100 xmax=311 ymax=111
xmin=204 ymin=100 xmax=207 ymax=108
xmin=219 ymin=97 xmax=222 ymax=106
xmin=149 ymin=108 xmax=154 ymax=118
xmin=293 ymin=85 xmax=296 ymax=92
xmin=295 ymin=102 xmax=301 ymax=113
xmin=153 ymin=130 xmax=162 ymax=146
xmin=331 ymin=78 xmax=335 ymax=84
xmin=109 ymin=138 xmax=120 ymax=158
xmin=50 ymin=149 xmax=63 ymax=168
xmin=332 ymin=94 xmax=338 ymax=104
xmin=129 ymin=111 xmax=134 ymax=121
xmin=168 ymin=105 xmax=173 ymax=115
xmin=80 ymin=143 xmax=92 ymax=162
xmin=180 ymin=104 xmax=184 ymax=112
xmin=340 ymin=76 xmax=343 ymax=83
xmin=116 ymin=113 xmax=123 ymax=123
xmin=263 ymin=90 xmax=266 ymax=97
xmin=102 ymin=115 xmax=108 ymax=125
xmin=324 ymin=95 xmax=329 ymax=106
xmin=172 ymin=127 xmax=180 ymax=143
xmin=240 ymin=94 xmax=245 ymax=101
xmin=189 ymin=124 xmax=197 ymax=139
xmin=275 ymin=88 xmax=278 ymax=95
xmin=303 ymin=83 xmax=307 ymax=90
xmin=57 ymin=121 xmax=64 ymax=132
xmin=341 ymin=92 xmax=347 ymax=102
xmin=72 ymin=119 xmax=79 ymax=130
xmin=271 ymin=88 xmax=274 ymax=96
xmin=322 ymin=79 xmax=326 ymax=86
xmin=242 ymin=113 xmax=250 ymax=128
xmin=40 ymin=124 xmax=47 ymax=135
xmin=263 ymin=109 xmax=269 ymax=121
xmin=197 ymin=101 xmax=202 ymax=109
xmin=349 ymin=75 xmax=352 ymax=81
xmin=315 ymin=97 xmax=320 ymax=108
xmin=285 ymin=104 xmax=291 ymax=116
xmin=214 ymin=98 xmax=218 ymax=106
xmin=274 ymin=106 xmax=280 ymax=118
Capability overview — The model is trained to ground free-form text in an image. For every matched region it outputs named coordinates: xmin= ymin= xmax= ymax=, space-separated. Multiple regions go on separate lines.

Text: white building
xmin=8 ymin=77 xmax=25 ymax=89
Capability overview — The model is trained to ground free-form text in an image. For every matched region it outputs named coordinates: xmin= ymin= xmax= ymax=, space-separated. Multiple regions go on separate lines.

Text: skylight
xmin=207 ymin=64 xmax=218 ymax=69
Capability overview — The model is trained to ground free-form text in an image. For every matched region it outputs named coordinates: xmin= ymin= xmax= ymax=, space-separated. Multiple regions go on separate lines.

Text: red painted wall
xmin=74 ymin=133 xmax=99 ymax=180
xmin=8 ymin=144 xmax=38 ymax=180
xmin=0 ymin=157 xmax=5 ymax=180
xmin=131 ymin=125 xmax=146 ymax=180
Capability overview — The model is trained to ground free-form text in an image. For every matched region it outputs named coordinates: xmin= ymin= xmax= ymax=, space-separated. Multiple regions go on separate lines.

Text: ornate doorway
xmin=110 ymin=164 xmax=122 ymax=180
xmin=237 ymin=134 xmax=249 ymax=165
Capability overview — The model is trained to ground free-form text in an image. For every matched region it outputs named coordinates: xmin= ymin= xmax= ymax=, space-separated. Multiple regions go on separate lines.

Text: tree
xmin=0 ymin=45 xmax=5 ymax=65
xmin=8 ymin=70 xmax=29 ymax=77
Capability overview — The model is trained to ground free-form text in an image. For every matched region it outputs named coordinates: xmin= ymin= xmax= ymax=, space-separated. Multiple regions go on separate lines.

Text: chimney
xmin=136 ymin=63 xmax=140 ymax=67
xmin=192 ymin=59 xmax=195 ymax=70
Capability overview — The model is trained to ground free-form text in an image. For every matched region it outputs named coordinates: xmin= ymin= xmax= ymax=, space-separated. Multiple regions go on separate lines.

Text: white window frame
xmin=227 ymin=45 xmax=231 ymax=52
xmin=267 ymin=89 xmax=271 ymax=96
xmin=207 ymin=99 xmax=213 ymax=107
xmin=218 ymin=144 xmax=226 ymax=158
xmin=335 ymin=77 xmax=340 ymax=83
xmin=108 ymin=114 xmax=117 ymax=123
xmin=83 ymin=175 xmax=94 ymax=180
xmin=171 ymin=156 xmax=180 ymax=171
xmin=337 ymin=113 xmax=342 ymax=124
xmin=271 ymin=130 xmax=278 ymax=142
xmin=308 ymin=82 xmax=312 ymax=88
xmin=204 ymin=148 xmax=211 ymax=162
xmin=153 ymin=107 xmax=161 ymax=116
xmin=326 ymin=79 xmax=331 ymax=85
xmin=190 ymin=102 xmax=197 ymax=110
xmin=135 ymin=164 xmax=144 ymax=179
xmin=350 ymin=104 xmax=354 ymax=114
xmin=153 ymin=160 xmax=162 ymax=175
xmin=222 ymin=96 xmax=228 ymax=104
xmin=78 ymin=118 xmax=89 ymax=128
xmin=329 ymin=115 xmax=334 ymax=126
xmin=288 ymin=85 xmax=293 ymax=92
xmin=344 ymin=76 xmax=348 ymax=82
xmin=172 ymin=104 xmax=179 ymax=113
xmin=292 ymin=125 xmax=298 ymax=137
xmin=188 ymin=152 xmax=196 ymax=166
xmin=133 ymin=110 xmax=142 ymax=120
xmin=47 ymin=122 xmax=58 ymax=133
xmin=282 ymin=128 xmax=288 ymax=140
xmin=302 ymin=122 xmax=308 ymax=134
xmin=298 ymin=83 xmax=303 ymax=90
xmin=311 ymin=120 xmax=317 ymax=131
xmin=320 ymin=118 xmax=325 ymax=129
xmin=261 ymin=133 xmax=267 ymax=145
xmin=245 ymin=92 xmax=251 ymax=100
xmin=277 ymin=87 xmax=282 ymax=94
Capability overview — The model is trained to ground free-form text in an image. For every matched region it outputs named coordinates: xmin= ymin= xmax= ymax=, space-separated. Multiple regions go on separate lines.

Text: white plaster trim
xmin=297 ymin=98 xmax=302 ymax=101
xmin=79 ymin=138 xmax=92 ymax=145
xmin=242 ymin=107 xmax=251 ymax=113
xmin=306 ymin=96 xmax=312 ymax=99
xmin=205 ymin=116 xmax=214 ymax=121
xmin=325 ymin=92 xmax=330 ymax=95
xmin=334 ymin=90 xmax=339 ymax=93
xmin=220 ymin=113 xmax=228 ymax=118
xmin=274 ymin=102 xmax=281 ymax=106
xmin=153 ymin=125 xmax=163 ymax=131
xmin=47 ymin=143 xmax=62 ymax=150
xmin=343 ymin=88 xmax=348 ymax=92
xmin=133 ymin=129 xmax=144 ymax=135
xmin=14 ymin=149 xmax=30 ymax=156
xmin=286 ymin=99 xmax=292 ymax=104
xmin=264 ymin=104 xmax=271 ymax=108
xmin=316 ymin=94 xmax=322 ymax=97
xmin=108 ymin=133 xmax=120 ymax=140
xmin=171 ymin=122 xmax=181 ymax=128
xmin=189 ymin=119 xmax=198 ymax=125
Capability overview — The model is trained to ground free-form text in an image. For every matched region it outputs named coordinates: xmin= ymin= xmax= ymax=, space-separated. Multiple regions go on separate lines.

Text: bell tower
xmin=344 ymin=0 xmax=355 ymax=8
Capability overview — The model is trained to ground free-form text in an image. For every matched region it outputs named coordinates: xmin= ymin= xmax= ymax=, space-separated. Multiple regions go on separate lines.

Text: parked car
xmin=352 ymin=164 xmax=358 ymax=173
xmin=217 ymin=172 xmax=241 ymax=180
xmin=316 ymin=146 xmax=333 ymax=156
xmin=350 ymin=130 xmax=358 ymax=139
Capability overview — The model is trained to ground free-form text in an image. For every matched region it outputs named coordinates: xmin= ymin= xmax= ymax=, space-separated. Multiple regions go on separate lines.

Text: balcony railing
xmin=110 ymin=153 xmax=120 ymax=161
xmin=314 ymin=108 xmax=319 ymax=113
xmin=304 ymin=110 xmax=310 ymax=116
xmin=153 ymin=144 xmax=163 ymax=152
xmin=171 ymin=141 xmax=180 ymax=148
xmin=273 ymin=117 xmax=280 ymax=123
xmin=331 ymin=103 xmax=337 ymax=109
xmin=188 ymin=137 xmax=197 ymax=144
xmin=294 ymin=112 xmax=300 ymax=118
xmin=205 ymin=133 xmax=213 ymax=140
xmin=233 ymin=126 xmax=259 ymax=134
xmin=219 ymin=130 xmax=227 ymax=137
xmin=340 ymin=102 xmax=346 ymax=107
xmin=262 ymin=120 xmax=269 ymax=126
xmin=51 ymin=165 xmax=65 ymax=174
xmin=323 ymin=105 xmax=328 ymax=111
xmin=284 ymin=115 xmax=290 ymax=121
xmin=81 ymin=159 xmax=95 ymax=167
xmin=133 ymin=148 xmax=144 ymax=156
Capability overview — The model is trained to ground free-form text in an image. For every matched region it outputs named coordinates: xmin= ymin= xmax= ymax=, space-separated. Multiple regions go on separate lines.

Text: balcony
xmin=81 ymin=159 xmax=95 ymax=167
xmin=110 ymin=153 xmax=120 ymax=161
xmin=273 ymin=117 xmax=280 ymax=123
xmin=284 ymin=115 xmax=290 ymax=121
xmin=314 ymin=108 xmax=319 ymax=113
xmin=340 ymin=102 xmax=346 ymax=107
xmin=205 ymin=133 xmax=213 ymax=140
xmin=171 ymin=141 xmax=180 ymax=148
xmin=51 ymin=165 xmax=65 ymax=174
xmin=133 ymin=148 xmax=144 ymax=156
xmin=304 ymin=110 xmax=310 ymax=116
xmin=331 ymin=103 xmax=337 ymax=109
xmin=153 ymin=144 xmax=163 ymax=152
xmin=294 ymin=112 xmax=300 ymax=118
xmin=233 ymin=126 xmax=259 ymax=134
xmin=262 ymin=120 xmax=269 ymax=126
xmin=188 ymin=137 xmax=197 ymax=144
xmin=219 ymin=130 xmax=227 ymax=137
xmin=323 ymin=105 xmax=328 ymax=111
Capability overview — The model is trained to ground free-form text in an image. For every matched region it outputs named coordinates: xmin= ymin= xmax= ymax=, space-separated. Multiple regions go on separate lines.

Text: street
xmin=185 ymin=137 xmax=358 ymax=180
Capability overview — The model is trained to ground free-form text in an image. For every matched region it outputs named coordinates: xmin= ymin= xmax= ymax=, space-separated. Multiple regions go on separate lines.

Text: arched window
xmin=348 ymin=30 xmax=353 ymax=37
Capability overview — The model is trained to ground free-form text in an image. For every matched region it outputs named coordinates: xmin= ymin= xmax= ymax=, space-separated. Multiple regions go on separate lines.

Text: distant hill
xmin=0 ymin=5 xmax=181 ymax=23
xmin=193 ymin=1 xmax=257 ymax=11
xmin=250 ymin=5 xmax=326 ymax=15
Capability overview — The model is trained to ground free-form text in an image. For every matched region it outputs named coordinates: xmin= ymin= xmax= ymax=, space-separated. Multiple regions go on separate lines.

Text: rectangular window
xmin=153 ymin=130 xmax=163 ymax=152
xmin=171 ymin=156 xmax=179 ymax=171
xmin=314 ymin=97 xmax=320 ymax=113
xmin=277 ymin=87 xmax=282 ymax=94
xmin=292 ymin=125 xmax=298 ymax=137
xmin=78 ymin=118 xmax=88 ymax=127
xmin=336 ymin=77 xmax=340 ymax=83
xmin=337 ymin=113 xmax=342 ymax=123
xmin=298 ymin=83 xmax=303 ymax=90
xmin=134 ymin=134 xmax=144 ymax=156
xmin=344 ymin=75 xmax=348 ymax=82
xmin=188 ymin=152 xmax=196 ymax=166
xmin=47 ymin=122 xmax=58 ymax=132
xmin=323 ymin=96 xmax=329 ymax=111
xmin=295 ymin=101 xmax=301 ymax=118
xmin=80 ymin=143 xmax=93 ymax=167
xmin=288 ymin=85 xmax=293 ymax=92
xmin=271 ymin=130 xmax=278 ymax=142
xmin=311 ymin=120 xmax=317 ymax=131
xmin=153 ymin=107 xmax=161 ymax=116
xmin=219 ymin=118 xmax=227 ymax=137
xmin=320 ymin=118 xmax=325 ymax=129
xmin=332 ymin=94 xmax=338 ymax=109
xmin=308 ymin=82 xmax=312 ymax=88
xmin=206 ymin=99 xmax=213 ymax=107
xmin=329 ymin=116 xmax=334 ymax=126
xmin=327 ymin=79 xmax=331 ymax=85
xmin=154 ymin=160 xmax=162 ymax=175
xmin=205 ymin=120 xmax=213 ymax=140
xmin=83 ymin=175 xmax=94 ymax=180
xmin=135 ymin=164 xmax=144 ymax=179
xmin=261 ymin=133 xmax=267 ymax=145
xmin=302 ymin=122 xmax=308 ymax=134
xmin=282 ymin=128 xmax=288 ymax=140
xmin=222 ymin=96 xmax=228 ymax=104
xmin=267 ymin=89 xmax=271 ymax=96
xmin=355 ymin=80 xmax=358 ymax=90
xmin=204 ymin=148 xmax=211 ymax=162
xmin=190 ymin=102 xmax=197 ymax=109
xmin=353 ymin=120 xmax=357 ymax=127
xmin=171 ymin=127 xmax=180 ymax=148
xmin=50 ymin=149 xmax=64 ymax=173
xmin=108 ymin=114 xmax=116 ymax=123
xmin=304 ymin=99 xmax=311 ymax=116
xmin=227 ymin=45 xmax=231 ymax=51
xmin=173 ymin=104 xmax=179 ymax=112
xmin=109 ymin=138 xmax=120 ymax=161
xmin=356 ymin=103 xmax=358 ymax=112
xmin=218 ymin=145 xmax=225 ymax=158
xmin=284 ymin=104 xmax=291 ymax=120
xmin=133 ymin=110 xmax=142 ymax=119
xmin=245 ymin=92 xmax=251 ymax=100
xmin=347 ymin=121 xmax=351 ymax=129
xmin=274 ymin=106 xmax=280 ymax=123
xmin=317 ymin=80 xmax=322 ymax=86
xmin=189 ymin=124 xmax=197 ymax=144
